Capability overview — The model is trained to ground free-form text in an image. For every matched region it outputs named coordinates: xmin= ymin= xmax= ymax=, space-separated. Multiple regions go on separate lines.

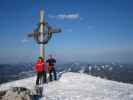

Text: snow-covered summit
xmin=1 ymin=72 xmax=133 ymax=100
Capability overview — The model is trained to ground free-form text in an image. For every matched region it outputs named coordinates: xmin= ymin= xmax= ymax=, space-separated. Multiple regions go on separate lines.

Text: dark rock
xmin=0 ymin=90 xmax=6 ymax=100
xmin=1 ymin=87 xmax=33 ymax=100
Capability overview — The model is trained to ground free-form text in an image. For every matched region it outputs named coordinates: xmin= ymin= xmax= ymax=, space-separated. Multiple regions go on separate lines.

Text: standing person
xmin=35 ymin=57 xmax=47 ymax=85
xmin=46 ymin=55 xmax=57 ymax=81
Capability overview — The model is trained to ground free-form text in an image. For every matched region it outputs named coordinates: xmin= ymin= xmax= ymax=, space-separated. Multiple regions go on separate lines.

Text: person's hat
xmin=38 ymin=56 xmax=44 ymax=60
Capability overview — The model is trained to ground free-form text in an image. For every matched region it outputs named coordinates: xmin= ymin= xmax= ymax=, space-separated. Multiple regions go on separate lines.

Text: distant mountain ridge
xmin=0 ymin=62 xmax=133 ymax=84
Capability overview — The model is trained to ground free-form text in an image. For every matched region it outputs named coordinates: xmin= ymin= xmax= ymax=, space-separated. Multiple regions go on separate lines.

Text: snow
xmin=1 ymin=72 xmax=133 ymax=100
xmin=0 ymin=77 xmax=36 ymax=92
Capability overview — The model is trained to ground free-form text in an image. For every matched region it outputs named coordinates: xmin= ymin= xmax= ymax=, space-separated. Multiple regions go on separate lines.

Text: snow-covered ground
xmin=0 ymin=72 xmax=133 ymax=100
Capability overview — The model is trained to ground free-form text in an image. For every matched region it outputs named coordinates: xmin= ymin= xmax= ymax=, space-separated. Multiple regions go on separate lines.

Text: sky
xmin=0 ymin=0 xmax=133 ymax=64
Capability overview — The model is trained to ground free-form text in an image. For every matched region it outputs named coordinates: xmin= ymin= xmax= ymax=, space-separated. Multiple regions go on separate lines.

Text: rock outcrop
xmin=1 ymin=87 xmax=33 ymax=100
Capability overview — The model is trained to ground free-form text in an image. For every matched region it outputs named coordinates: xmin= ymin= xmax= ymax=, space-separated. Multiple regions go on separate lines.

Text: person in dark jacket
xmin=35 ymin=57 xmax=47 ymax=85
xmin=46 ymin=55 xmax=57 ymax=81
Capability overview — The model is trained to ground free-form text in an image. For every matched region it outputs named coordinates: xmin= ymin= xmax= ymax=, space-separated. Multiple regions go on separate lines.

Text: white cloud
xmin=49 ymin=13 xmax=80 ymax=20
xmin=21 ymin=38 xmax=29 ymax=43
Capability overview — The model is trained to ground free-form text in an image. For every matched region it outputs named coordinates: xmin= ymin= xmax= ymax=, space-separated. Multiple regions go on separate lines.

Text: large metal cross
xmin=28 ymin=10 xmax=61 ymax=59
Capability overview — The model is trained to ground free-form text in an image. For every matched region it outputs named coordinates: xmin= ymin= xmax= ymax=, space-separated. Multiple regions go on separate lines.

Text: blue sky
xmin=0 ymin=0 xmax=133 ymax=64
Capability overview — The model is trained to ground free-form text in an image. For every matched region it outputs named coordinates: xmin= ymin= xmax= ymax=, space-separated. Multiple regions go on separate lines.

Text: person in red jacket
xmin=35 ymin=57 xmax=46 ymax=85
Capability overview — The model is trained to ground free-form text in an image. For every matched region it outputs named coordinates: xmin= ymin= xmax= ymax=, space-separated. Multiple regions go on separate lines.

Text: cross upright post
xmin=39 ymin=10 xmax=45 ymax=59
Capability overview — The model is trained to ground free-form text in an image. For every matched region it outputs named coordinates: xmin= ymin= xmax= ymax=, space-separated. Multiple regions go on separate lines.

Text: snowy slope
xmin=1 ymin=72 xmax=133 ymax=100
